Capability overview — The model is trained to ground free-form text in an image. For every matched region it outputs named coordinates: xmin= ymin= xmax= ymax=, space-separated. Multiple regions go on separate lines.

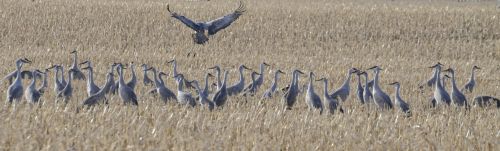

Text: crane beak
xmin=70 ymin=50 xmax=77 ymax=54
xmin=167 ymin=60 xmax=175 ymax=64
xmin=22 ymin=58 xmax=32 ymax=63
xmin=263 ymin=62 xmax=270 ymax=66
xmin=208 ymin=66 xmax=218 ymax=69
xmin=79 ymin=61 xmax=89 ymax=65
xmin=297 ymin=70 xmax=305 ymax=74
xmin=277 ymin=70 xmax=285 ymax=74
xmin=474 ymin=66 xmax=481 ymax=70
xmin=315 ymin=78 xmax=325 ymax=81
xmin=242 ymin=65 xmax=251 ymax=70
xmin=367 ymin=66 xmax=378 ymax=70
xmin=81 ymin=67 xmax=90 ymax=70
xmin=388 ymin=82 xmax=399 ymax=85
xmin=207 ymin=73 xmax=214 ymax=77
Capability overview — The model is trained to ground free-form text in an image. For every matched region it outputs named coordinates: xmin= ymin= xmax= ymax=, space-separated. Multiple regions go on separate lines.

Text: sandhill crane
xmin=59 ymin=65 xmax=67 ymax=87
xmin=82 ymin=72 xmax=115 ymax=106
xmin=244 ymin=62 xmax=270 ymax=92
xmin=6 ymin=58 xmax=31 ymax=103
xmin=167 ymin=1 xmax=246 ymax=44
xmin=330 ymin=68 xmax=358 ymax=102
xmin=167 ymin=60 xmax=194 ymax=89
xmin=209 ymin=65 xmax=222 ymax=89
xmin=472 ymin=96 xmax=499 ymax=108
xmin=127 ymin=62 xmax=138 ymax=90
xmin=117 ymin=64 xmax=138 ymax=106
xmin=50 ymin=65 xmax=64 ymax=94
xmin=305 ymin=72 xmax=323 ymax=114
xmin=429 ymin=74 xmax=450 ymax=107
xmin=189 ymin=80 xmax=214 ymax=110
xmin=201 ymin=73 xmax=214 ymax=98
xmin=212 ymin=70 xmax=229 ymax=107
xmin=282 ymin=69 xmax=305 ymax=110
xmin=241 ymin=71 xmax=261 ymax=97
xmin=106 ymin=63 xmax=118 ymax=94
xmin=355 ymin=71 xmax=364 ymax=104
xmin=261 ymin=70 xmax=285 ymax=99
xmin=37 ymin=67 xmax=50 ymax=94
xmin=389 ymin=82 xmax=411 ymax=115
xmin=367 ymin=66 xmax=393 ymax=110
xmin=80 ymin=61 xmax=100 ymax=96
xmin=317 ymin=78 xmax=343 ymax=114
xmin=69 ymin=50 xmax=85 ymax=80
xmin=141 ymin=64 xmax=153 ymax=86
xmin=24 ymin=70 xmax=43 ymax=103
xmin=462 ymin=65 xmax=480 ymax=93
xmin=357 ymin=71 xmax=373 ymax=105
xmin=227 ymin=65 xmax=251 ymax=96
xmin=422 ymin=62 xmax=442 ymax=89
xmin=174 ymin=74 xmax=196 ymax=107
xmin=146 ymin=67 xmax=177 ymax=103
xmin=57 ymin=69 xmax=78 ymax=103
xmin=443 ymin=68 xmax=468 ymax=108
xmin=430 ymin=63 xmax=451 ymax=106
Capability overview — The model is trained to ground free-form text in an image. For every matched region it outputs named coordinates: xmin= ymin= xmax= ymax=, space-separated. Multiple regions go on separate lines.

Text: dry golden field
xmin=0 ymin=0 xmax=499 ymax=150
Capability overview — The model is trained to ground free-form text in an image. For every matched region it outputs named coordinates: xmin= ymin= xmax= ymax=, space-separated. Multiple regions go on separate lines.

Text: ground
xmin=0 ymin=0 xmax=499 ymax=150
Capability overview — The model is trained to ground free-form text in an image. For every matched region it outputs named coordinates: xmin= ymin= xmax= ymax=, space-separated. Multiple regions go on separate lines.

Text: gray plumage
xmin=282 ymin=70 xmax=304 ymax=110
xmin=190 ymin=80 xmax=214 ymax=110
xmin=127 ymin=62 xmax=137 ymax=90
xmin=444 ymin=68 xmax=469 ymax=108
xmin=462 ymin=65 xmax=480 ymax=93
xmin=69 ymin=50 xmax=86 ymax=80
xmin=83 ymin=72 xmax=115 ymax=106
xmin=6 ymin=58 xmax=31 ymax=103
xmin=52 ymin=65 xmax=65 ymax=94
xmin=2 ymin=70 xmax=39 ymax=85
xmin=243 ymin=62 xmax=270 ymax=93
xmin=358 ymin=71 xmax=373 ymax=105
xmin=57 ymin=69 xmax=77 ymax=103
xmin=368 ymin=66 xmax=393 ymax=109
xmin=241 ymin=71 xmax=261 ymax=97
xmin=81 ymin=61 xmax=100 ymax=96
xmin=209 ymin=65 xmax=222 ymax=89
xmin=389 ymin=82 xmax=411 ymax=115
xmin=430 ymin=63 xmax=451 ymax=106
xmin=212 ymin=71 xmax=229 ymax=107
xmin=174 ymin=74 xmax=196 ymax=107
xmin=36 ymin=68 xmax=50 ymax=94
xmin=355 ymin=71 xmax=364 ymax=104
xmin=305 ymin=72 xmax=323 ymax=114
xmin=261 ymin=70 xmax=284 ymax=99
xmin=24 ymin=70 xmax=42 ymax=103
xmin=141 ymin=64 xmax=153 ymax=86
xmin=117 ymin=64 xmax=138 ymax=106
xmin=201 ymin=73 xmax=214 ymax=99
xmin=330 ymin=68 xmax=358 ymax=102
xmin=318 ymin=78 xmax=343 ymax=114
xmin=227 ymin=65 xmax=251 ymax=96
xmin=106 ymin=63 xmax=118 ymax=94
xmin=472 ymin=96 xmax=499 ymax=108
xmin=167 ymin=1 xmax=246 ymax=44
xmin=147 ymin=67 xmax=177 ymax=103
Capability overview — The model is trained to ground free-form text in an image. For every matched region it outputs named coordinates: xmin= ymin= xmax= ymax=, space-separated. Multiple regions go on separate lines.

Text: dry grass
xmin=0 ymin=0 xmax=499 ymax=150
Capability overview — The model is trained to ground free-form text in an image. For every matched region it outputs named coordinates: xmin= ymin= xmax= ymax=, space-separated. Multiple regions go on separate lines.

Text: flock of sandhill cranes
xmin=2 ymin=51 xmax=499 ymax=114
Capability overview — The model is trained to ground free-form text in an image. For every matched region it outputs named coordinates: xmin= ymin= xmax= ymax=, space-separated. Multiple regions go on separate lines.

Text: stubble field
xmin=0 ymin=0 xmax=499 ymax=150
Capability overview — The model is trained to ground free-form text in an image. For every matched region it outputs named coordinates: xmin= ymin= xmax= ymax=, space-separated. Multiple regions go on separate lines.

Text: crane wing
xmin=206 ymin=1 xmax=245 ymax=35
xmin=167 ymin=4 xmax=202 ymax=32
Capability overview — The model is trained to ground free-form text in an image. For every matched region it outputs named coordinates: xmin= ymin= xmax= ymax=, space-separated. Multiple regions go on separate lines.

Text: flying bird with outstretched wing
xmin=167 ymin=1 xmax=246 ymax=44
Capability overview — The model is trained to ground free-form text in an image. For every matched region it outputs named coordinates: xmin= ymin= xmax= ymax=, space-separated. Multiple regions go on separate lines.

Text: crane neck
xmin=118 ymin=67 xmax=126 ymax=85
xmin=203 ymin=74 xmax=209 ymax=93
xmin=87 ymin=67 xmax=95 ymax=86
xmin=71 ymin=53 xmax=78 ymax=68
xmin=307 ymin=74 xmax=314 ymax=92
xmin=151 ymin=69 xmax=161 ymax=87
xmin=470 ymin=68 xmax=476 ymax=81
xmin=60 ymin=67 xmax=66 ymax=82
xmin=40 ymin=72 xmax=48 ymax=89
xmin=373 ymin=70 xmax=381 ymax=90
xmin=322 ymin=80 xmax=329 ymax=97
xmin=434 ymin=67 xmax=443 ymax=89
xmin=221 ymin=71 xmax=228 ymax=89
xmin=449 ymin=72 xmax=459 ymax=91
xmin=342 ymin=71 xmax=352 ymax=87
xmin=29 ymin=71 xmax=37 ymax=88
xmin=395 ymin=85 xmax=402 ymax=101
xmin=177 ymin=77 xmax=184 ymax=91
